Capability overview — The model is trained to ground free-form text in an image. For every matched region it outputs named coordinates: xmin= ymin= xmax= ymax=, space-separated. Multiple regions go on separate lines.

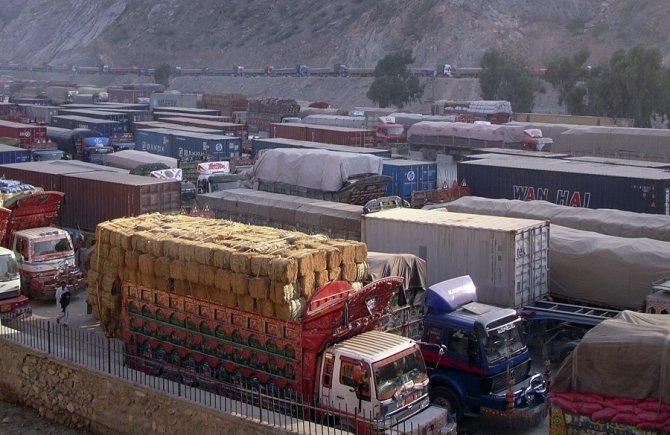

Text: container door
xmin=514 ymin=225 xmax=550 ymax=306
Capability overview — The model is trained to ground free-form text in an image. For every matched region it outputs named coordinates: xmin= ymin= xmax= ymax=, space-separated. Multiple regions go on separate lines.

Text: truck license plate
xmin=1 ymin=305 xmax=11 ymax=312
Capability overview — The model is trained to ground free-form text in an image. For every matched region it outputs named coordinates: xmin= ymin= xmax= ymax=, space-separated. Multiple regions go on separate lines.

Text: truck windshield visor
xmin=31 ymin=237 xmax=73 ymax=260
xmin=373 ymin=347 xmax=428 ymax=401
xmin=482 ymin=322 xmax=526 ymax=364
xmin=0 ymin=254 xmax=19 ymax=281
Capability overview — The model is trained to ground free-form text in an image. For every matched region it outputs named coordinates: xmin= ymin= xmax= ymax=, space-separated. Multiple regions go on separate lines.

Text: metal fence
xmin=0 ymin=317 xmax=435 ymax=434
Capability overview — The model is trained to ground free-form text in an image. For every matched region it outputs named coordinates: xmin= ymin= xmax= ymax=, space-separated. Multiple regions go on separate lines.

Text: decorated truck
xmin=550 ymin=311 xmax=670 ymax=434
xmin=0 ymin=246 xmax=30 ymax=322
xmin=89 ymin=214 xmax=453 ymax=434
xmin=0 ymin=183 xmax=82 ymax=301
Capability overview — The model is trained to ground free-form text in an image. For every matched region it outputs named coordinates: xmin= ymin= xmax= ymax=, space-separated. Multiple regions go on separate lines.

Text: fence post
xmin=107 ymin=338 xmax=111 ymax=374
xmin=47 ymin=321 xmax=51 ymax=355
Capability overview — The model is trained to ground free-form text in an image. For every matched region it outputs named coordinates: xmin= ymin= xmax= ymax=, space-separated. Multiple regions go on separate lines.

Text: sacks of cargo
xmin=88 ymin=213 xmax=368 ymax=337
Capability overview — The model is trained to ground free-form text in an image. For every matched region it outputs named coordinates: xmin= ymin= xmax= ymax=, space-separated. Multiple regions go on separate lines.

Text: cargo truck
xmin=0 ymin=246 xmax=31 ymax=322
xmin=46 ymin=126 xmax=114 ymax=163
xmin=122 ymin=277 xmax=454 ymax=434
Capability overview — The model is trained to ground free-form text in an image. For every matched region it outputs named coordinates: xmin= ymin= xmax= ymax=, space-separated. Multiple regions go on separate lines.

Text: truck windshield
xmin=386 ymin=126 xmax=404 ymax=136
xmin=373 ymin=348 xmax=428 ymax=401
xmin=31 ymin=237 xmax=73 ymax=259
xmin=90 ymin=147 xmax=114 ymax=155
xmin=482 ymin=322 xmax=526 ymax=364
xmin=0 ymin=254 xmax=19 ymax=281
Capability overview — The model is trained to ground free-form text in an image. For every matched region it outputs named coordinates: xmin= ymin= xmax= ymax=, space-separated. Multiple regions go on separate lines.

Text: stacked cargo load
xmin=88 ymin=213 xmax=369 ymax=337
xmin=201 ymin=93 xmax=247 ymax=116
xmin=247 ymin=98 xmax=300 ymax=132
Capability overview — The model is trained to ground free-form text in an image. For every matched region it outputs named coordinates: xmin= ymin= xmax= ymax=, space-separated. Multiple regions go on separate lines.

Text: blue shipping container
xmin=458 ymin=157 xmax=670 ymax=214
xmin=51 ymin=115 xmax=124 ymax=138
xmin=135 ymin=129 xmax=173 ymax=156
xmin=171 ymin=133 xmax=241 ymax=160
xmin=251 ymin=137 xmax=391 ymax=158
xmin=0 ymin=144 xmax=31 ymax=164
xmin=382 ymin=159 xmax=437 ymax=201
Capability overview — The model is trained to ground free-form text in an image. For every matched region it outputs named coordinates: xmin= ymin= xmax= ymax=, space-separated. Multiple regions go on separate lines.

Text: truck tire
xmin=430 ymin=386 xmax=463 ymax=422
xmin=558 ymin=341 xmax=579 ymax=363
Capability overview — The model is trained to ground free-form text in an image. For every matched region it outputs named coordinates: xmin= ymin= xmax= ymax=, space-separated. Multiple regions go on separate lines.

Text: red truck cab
xmin=375 ymin=123 xmax=407 ymax=147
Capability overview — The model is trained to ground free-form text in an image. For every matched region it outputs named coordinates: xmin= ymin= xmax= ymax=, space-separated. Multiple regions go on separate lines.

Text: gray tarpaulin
xmin=366 ymin=252 xmax=427 ymax=291
xmin=104 ymin=150 xmax=178 ymax=170
xmin=552 ymin=311 xmax=670 ymax=402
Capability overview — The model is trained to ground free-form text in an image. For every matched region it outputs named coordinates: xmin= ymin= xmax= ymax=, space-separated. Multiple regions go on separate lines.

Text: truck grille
xmin=488 ymin=359 xmax=531 ymax=394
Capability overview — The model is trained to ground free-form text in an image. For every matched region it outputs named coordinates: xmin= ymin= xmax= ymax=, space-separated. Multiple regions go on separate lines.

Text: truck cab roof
xmin=330 ymin=330 xmax=417 ymax=363
xmin=13 ymin=227 xmax=70 ymax=238
xmin=431 ymin=302 xmax=520 ymax=334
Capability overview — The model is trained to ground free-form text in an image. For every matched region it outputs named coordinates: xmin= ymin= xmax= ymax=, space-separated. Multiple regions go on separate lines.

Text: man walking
xmin=55 ymin=281 xmax=71 ymax=327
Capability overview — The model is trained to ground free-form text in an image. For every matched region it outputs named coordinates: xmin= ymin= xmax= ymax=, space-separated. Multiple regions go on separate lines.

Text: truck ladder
xmin=520 ymin=300 xmax=621 ymax=326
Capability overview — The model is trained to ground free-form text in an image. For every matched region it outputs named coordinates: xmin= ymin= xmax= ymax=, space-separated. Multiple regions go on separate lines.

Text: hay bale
xmin=352 ymin=282 xmax=363 ymax=292
xmin=328 ymin=267 xmax=341 ymax=282
xmin=109 ymin=246 xmax=124 ymax=266
xmin=186 ymin=262 xmax=200 ymax=284
xmin=119 ymin=233 xmax=133 ymax=251
xmin=97 ymin=226 xmax=111 ymax=244
xmin=155 ymin=277 xmax=170 ymax=293
xmin=237 ymin=295 xmax=256 ymax=312
xmin=139 ymin=272 xmax=155 ymax=289
xmin=193 ymin=284 xmax=209 ymax=301
xmin=163 ymin=239 xmax=182 ymax=259
xmin=314 ymin=269 xmax=329 ymax=289
xmin=222 ymin=291 xmax=237 ymax=307
xmin=200 ymin=264 xmax=215 ymax=287
xmin=271 ymin=282 xmax=297 ymax=304
xmin=325 ymin=247 xmax=342 ymax=269
xmin=354 ymin=242 xmax=368 ymax=263
xmin=333 ymin=241 xmax=356 ymax=264
xmin=275 ymin=298 xmax=306 ymax=321
xmin=131 ymin=232 xmax=150 ymax=254
xmin=231 ymin=273 xmax=249 ymax=295
xmin=138 ymin=254 xmax=155 ymax=276
xmin=356 ymin=262 xmax=368 ymax=281
xmin=178 ymin=241 xmax=197 ymax=262
xmin=211 ymin=246 xmax=233 ymax=269
xmin=101 ymin=275 xmax=117 ymax=294
xmin=290 ymin=250 xmax=314 ymax=277
xmin=109 ymin=231 xmax=121 ymax=248
xmin=311 ymin=250 xmax=327 ymax=271
xmin=298 ymin=273 xmax=315 ymax=298
xmin=214 ymin=268 xmax=232 ymax=292
xmin=147 ymin=235 xmax=165 ymax=257
xmin=96 ymin=242 xmax=110 ymax=260
xmin=341 ymin=263 xmax=357 ymax=282
xmin=270 ymin=257 xmax=298 ymax=283
xmin=170 ymin=260 xmax=186 ymax=280
xmin=249 ymin=277 xmax=271 ymax=299
xmin=250 ymin=254 xmax=274 ymax=277
xmin=125 ymin=251 xmax=139 ymax=270
xmin=230 ymin=252 xmax=251 ymax=274
xmin=154 ymin=257 xmax=171 ymax=279
xmin=194 ymin=243 xmax=215 ymax=265
xmin=86 ymin=270 xmax=99 ymax=287
xmin=174 ymin=279 xmax=189 ymax=296
xmin=259 ymin=299 xmax=275 ymax=317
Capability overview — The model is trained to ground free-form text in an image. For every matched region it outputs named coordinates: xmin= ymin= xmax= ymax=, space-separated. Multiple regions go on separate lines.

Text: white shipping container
xmin=151 ymin=92 xmax=199 ymax=109
xmin=361 ymin=208 xmax=549 ymax=308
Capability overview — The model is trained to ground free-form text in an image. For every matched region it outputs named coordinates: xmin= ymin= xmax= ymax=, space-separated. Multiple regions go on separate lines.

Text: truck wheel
xmin=558 ymin=341 xmax=579 ymax=363
xmin=430 ymin=386 xmax=462 ymax=422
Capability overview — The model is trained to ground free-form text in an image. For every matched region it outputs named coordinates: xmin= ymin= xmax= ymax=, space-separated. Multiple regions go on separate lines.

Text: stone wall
xmin=0 ymin=340 xmax=281 ymax=435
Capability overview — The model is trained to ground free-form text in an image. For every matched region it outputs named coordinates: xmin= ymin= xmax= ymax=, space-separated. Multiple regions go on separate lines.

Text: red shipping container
xmin=108 ymin=89 xmax=150 ymax=104
xmin=60 ymin=171 xmax=181 ymax=232
xmin=269 ymin=123 xmax=308 ymax=141
xmin=0 ymin=120 xmax=56 ymax=149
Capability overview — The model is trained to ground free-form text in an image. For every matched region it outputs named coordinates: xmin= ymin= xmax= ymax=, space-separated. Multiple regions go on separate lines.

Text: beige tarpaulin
xmin=552 ymin=311 xmax=670 ymax=403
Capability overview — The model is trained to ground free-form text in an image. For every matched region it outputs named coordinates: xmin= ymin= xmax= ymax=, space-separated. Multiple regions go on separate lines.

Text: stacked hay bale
xmin=88 ymin=213 xmax=368 ymax=337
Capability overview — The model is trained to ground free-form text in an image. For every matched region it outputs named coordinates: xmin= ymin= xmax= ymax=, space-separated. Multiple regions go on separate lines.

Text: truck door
xmin=333 ymin=357 xmax=371 ymax=417
xmin=319 ymin=352 xmax=335 ymax=408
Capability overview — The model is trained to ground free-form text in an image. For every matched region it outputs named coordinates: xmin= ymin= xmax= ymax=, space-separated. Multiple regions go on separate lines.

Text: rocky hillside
xmin=2 ymin=0 xmax=669 ymax=112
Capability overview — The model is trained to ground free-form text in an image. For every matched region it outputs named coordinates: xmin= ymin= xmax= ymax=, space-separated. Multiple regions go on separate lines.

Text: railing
xmin=0 ymin=317 xmax=436 ymax=434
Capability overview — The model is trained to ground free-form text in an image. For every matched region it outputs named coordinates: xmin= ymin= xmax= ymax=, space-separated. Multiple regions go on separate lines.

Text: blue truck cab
xmin=420 ymin=276 xmax=548 ymax=423
xmin=80 ymin=136 xmax=114 ymax=164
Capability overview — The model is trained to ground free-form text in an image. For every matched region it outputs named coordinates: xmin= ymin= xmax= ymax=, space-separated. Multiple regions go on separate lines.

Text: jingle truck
xmin=0 ymin=246 xmax=30 ymax=322
xmin=0 ymin=184 xmax=83 ymax=301
xmin=123 ymin=277 xmax=454 ymax=434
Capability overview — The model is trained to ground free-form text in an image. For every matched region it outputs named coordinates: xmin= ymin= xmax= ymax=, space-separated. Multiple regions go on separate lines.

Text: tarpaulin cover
xmin=104 ymin=150 xmax=178 ymax=170
xmin=552 ymin=311 xmax=670 ymax=403
xmin=407 ymin=121 xmax=524 ymax=144
xmin=366 ymin=252 xmax=427 ymax=291
xmin=250 ymin=148 xmax=383 ymax=192
xmin=446 ymin=196 xmax=670 ymax=242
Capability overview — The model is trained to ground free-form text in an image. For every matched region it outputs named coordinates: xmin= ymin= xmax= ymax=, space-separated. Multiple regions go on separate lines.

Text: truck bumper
xmin=385 ymin=405 xmax=456 ymax=435
xmin=0 ymin=295 xmax=32 ymax=322
xmin=481 ymin=400 xmax=549 ymax=427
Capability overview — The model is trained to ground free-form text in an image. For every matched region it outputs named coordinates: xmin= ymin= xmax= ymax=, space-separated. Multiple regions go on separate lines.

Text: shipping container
xmin=382 ymin=159 xmax=438 ymax=202
xmin=56 ymin=108 xmax=131 ymax=135
xmin=361 ymin=208 xmax=550 ymax=308
xmin=563 ymin=155 xmax=670 ymax=169
xmin=158 ymin=117 xmax=247 ymax=137
xmin=513 ymin=112 xmax=635 ymax=127
xmin=198 ymin=188 xmax=363 ymax=240
xmin=0 ymin=160 xmax=128 ymax=196
xmin=102 ymin=108 xmax=154 ymax=126
xmin=17 ymin=104 xmax=61 ymax=124
xmin=0 ymin=144 xmax=31 ymax=164
xmin=150 ymin=94 xmax=202 ymax=110
xmin=135 ymin=129 xmax=173 ymax=156
xmin=107 ymin=88 xmax=151 ymax=104
xmin=302 ymin=115 xmax=368 ymax=129
xmin=0 ymin=120 xmax=54 ymax=149
xmin=50 ymin=115 xmax=125 ymax=140
xmin=458 ymin=157 xmax=670 ymax=214
xmin=250 ymin=137 xmax=391 ymax=158
xmin=171 ymin=132 xmax=241 ymax=160
xmin=269 ymin=123 xmax=376 ymax=147
xmin=152 ymin=112 xmax=232 ymax=123
xmin=133 ymin=121 xmax=223 ymax=135
xmin=59 ymin=171 xmax=181 ymax=231
xmin=471 ymin=147 xmax=571 ymax=159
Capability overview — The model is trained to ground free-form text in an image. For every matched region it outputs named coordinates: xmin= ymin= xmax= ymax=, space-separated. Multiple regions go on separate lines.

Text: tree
xmin=544 ymin=48 xmax=591 ymax=114
xmin=154 ymin=63 xmax=172 ymax=89
xmin=366 ymin=50 xmax=424 ymax=108
xmin=479 ymin=48 xmax=537 ymax=113
xmin=587 ymin=45 xmax=666 ymax=127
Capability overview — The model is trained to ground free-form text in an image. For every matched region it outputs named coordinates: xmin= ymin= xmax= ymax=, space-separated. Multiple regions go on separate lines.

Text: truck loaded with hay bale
xmin=87 ymin=213 xmax=453 ymax=434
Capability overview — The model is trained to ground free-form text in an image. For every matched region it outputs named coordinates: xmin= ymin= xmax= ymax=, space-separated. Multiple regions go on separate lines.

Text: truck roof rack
xmin=520 ymin=300 xmax=621 ymax=326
